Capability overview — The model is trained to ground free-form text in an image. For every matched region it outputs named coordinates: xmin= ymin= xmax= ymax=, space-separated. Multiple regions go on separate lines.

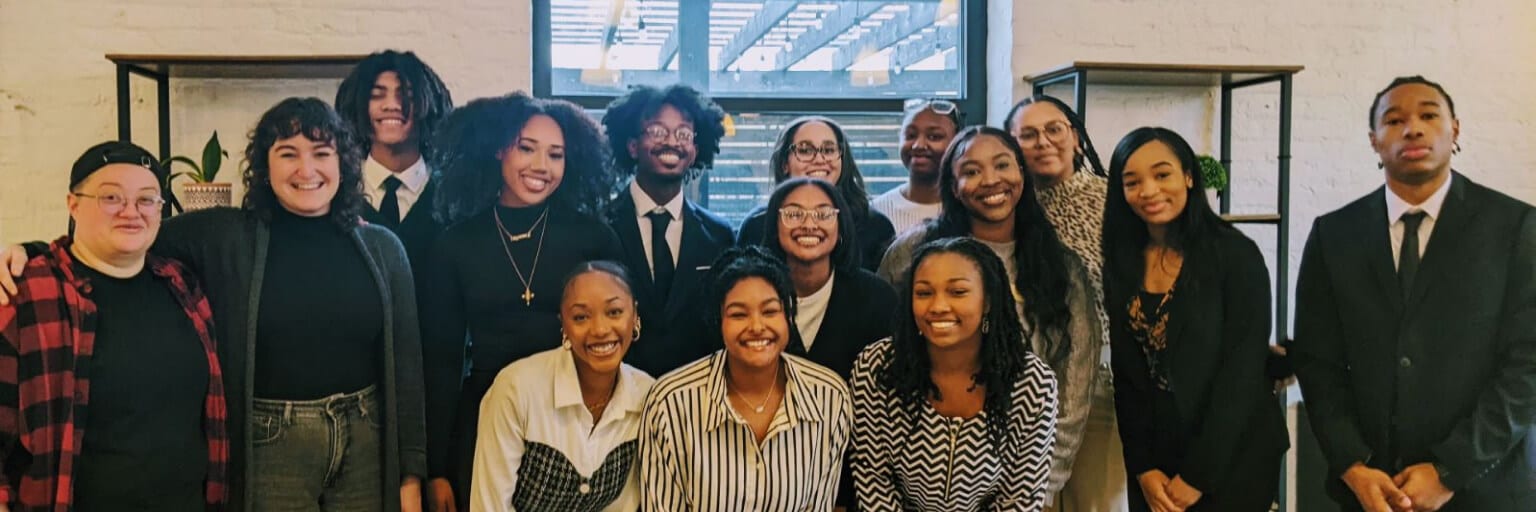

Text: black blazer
xmin=785 ymin=268 xmax=897 ymax=380
xmin=1106 ymin=228 xmax=1288 ymax=498
xmin=605 ymin=189 xmax=735 ymax=377
xmin=736 ymin=204 xmax=897 ymax=273
xmin=1294 ymin=173 xmax=1536 ymax=511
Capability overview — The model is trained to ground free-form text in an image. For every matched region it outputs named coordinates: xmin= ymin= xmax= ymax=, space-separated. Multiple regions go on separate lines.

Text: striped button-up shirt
xmin=0 ymin=237 xmax=229 ymax=510
xmin=640 ymin=351 xmax=852 ymax=511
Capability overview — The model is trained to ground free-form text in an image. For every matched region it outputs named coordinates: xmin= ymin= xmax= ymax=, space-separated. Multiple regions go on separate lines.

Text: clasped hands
xmin=1341 ymin=462 xmax=1454 ymax=512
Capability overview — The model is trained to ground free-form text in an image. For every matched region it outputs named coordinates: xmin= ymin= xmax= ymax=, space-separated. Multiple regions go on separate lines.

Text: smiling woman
xmin=422 ymin=92 xmax=625 ymax=509
xmin=639 ymin=246 xmax=853 ymax=512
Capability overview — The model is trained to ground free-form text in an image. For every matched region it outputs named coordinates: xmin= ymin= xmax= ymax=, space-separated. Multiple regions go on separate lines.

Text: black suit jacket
xmin=785 ymin=268 xmax=897 ymax=379
xmin=1106 ymin=228 xmax=1289 ymax=498
xmin=606 ymin=190 xmax=735 ymax=377
xmin=1294 ymin=173 xmax=1536 ymax=511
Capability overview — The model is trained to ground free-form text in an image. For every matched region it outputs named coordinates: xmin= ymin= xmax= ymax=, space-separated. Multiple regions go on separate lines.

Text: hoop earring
xmin=560 ymin=330 xmax=572 ymax=350
xmin=1453 ymin=141 xmax=1462 ymax=154
xmin=632 ymin=318 xmax=643 ymax=343
xmin=982 ymin=317 xmax=991 ymax=334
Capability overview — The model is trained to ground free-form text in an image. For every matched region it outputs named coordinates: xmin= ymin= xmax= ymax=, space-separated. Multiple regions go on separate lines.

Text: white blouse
xmin=470 ymin=348 xmax=656 ymax=512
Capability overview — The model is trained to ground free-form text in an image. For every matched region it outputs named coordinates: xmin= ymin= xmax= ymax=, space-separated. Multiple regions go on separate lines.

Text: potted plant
xmin=168 ymin=131 xmax=232 ymax=211
xmin=1196 ymin=154 xmax=1228 ymax=207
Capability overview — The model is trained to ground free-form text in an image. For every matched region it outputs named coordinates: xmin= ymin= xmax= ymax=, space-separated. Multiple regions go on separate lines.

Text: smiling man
xmin=0 ymin=141 xmax=228 ymax=511
xmin=1294 ymin=76 xmax=1536 ymax=512
xmin=601 ymin=84 xmax=734 ymax=377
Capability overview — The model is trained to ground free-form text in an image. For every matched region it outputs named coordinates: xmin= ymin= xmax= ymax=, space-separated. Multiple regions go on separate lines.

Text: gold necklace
xmin=494 ymin=207 xmax=549 ymax=305
xmin=501 ymin=207 xmax=549 ymax=242
xmin=729 ymin=370 xmax=781 ymax=414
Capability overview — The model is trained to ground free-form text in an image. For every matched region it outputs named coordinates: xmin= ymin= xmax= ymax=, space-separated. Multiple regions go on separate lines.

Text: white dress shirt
xmin=1385 ymin=174 xmax=1452 ymax=268
xmin=363 ymin=155 xmax=430 ymax=221
xmin=794 ymin=272 xmax=835 ymax=351
xmin=470 ymin=348 xmax=656 ymax=512
xmin=630 ymin=180 xmax=684 ymax=275
xmin=640 ymin=351 xmax=853 ymax=512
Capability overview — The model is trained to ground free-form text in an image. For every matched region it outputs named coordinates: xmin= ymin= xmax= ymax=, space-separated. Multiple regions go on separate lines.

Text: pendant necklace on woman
xmin=494 ymin=206 xmax=550 ymax=305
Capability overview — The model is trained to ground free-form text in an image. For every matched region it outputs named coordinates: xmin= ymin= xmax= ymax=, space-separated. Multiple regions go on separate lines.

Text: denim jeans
xmin=251 ymin=385 xmax=383 ymax=512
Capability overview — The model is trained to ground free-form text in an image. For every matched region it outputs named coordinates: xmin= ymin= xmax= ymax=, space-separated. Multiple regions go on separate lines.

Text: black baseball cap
xmin=69 ymin=141 xmax=166 ymax=189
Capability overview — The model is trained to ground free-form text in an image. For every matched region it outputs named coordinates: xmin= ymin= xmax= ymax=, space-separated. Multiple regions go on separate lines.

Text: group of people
xmin=0 ymin=47 xmax=1530 ymax=512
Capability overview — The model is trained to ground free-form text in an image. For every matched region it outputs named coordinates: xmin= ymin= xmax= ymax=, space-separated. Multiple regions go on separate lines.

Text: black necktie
xmin=647 ymin=208 xmax=675 ymax=305
xmin=1398 ymin=211 xmax=1428 ymax=296
xmin=379 ymin=176 xmax=403 ymax=228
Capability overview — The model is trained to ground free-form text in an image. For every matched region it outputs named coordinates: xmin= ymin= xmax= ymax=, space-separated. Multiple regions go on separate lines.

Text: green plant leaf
xmin=169 ymin=170 xmax=203 ymax=185
xmin=201 ymin=131 xmax=224 ymax=183
xmin=1196 ymin=154 xmax=1229 ymax=191
xmin=165 ymin=156 xmax=204 ymax=182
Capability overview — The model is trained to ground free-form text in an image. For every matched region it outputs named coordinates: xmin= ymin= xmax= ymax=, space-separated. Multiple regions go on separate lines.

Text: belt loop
xmin=283 ymin=402 xmax=293 ymax=424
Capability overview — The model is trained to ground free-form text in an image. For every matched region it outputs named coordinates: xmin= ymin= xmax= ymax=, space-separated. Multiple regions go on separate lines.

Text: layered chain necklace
xmin=493 ymin=206 xmax=550 ymax=305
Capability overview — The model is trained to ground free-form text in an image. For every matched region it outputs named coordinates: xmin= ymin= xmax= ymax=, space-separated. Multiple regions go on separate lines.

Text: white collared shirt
xmin=1385 ymin=173 xmax=1452 ymax=268
xmin=794 ymin=272 xmax=836 ymax=351
xmin=363 ymin=155 xmax=430 ymax=221
xmin=629 ymin=180 xmax=684 ymax=275
xmin=640 ymin=351 xmax=853 ymax=512
xmin=470 ymin=348 xmax=656 ymax=512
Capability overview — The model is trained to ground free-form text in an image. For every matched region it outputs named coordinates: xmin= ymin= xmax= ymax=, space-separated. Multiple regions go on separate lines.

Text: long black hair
xmin=242 ymin=97 xmax=366 ymax=231
xmin=601 ymin=84 xmax=727 ymax=182
xmin=769 ymin=116 xmax=873 ymax=222
xmin=1102 ymin=127 xmax=1235 ymax=291
xmin=884 ymin=236 xmax=1034 ymax=444
xmin=759 ymin=177 xmax=862 ymax=275
xmin=702 ymin=246 xmax=804 ymax=350
xmin=1004 ymin=94 xmax=1107 ymax=177
xmin=432 ymin=92 xmax=615 ymax=224
xmin=334 ymin=50 xmax=454 ymax=161
xmin=926 ymin=126 xmax=1074 ymax=365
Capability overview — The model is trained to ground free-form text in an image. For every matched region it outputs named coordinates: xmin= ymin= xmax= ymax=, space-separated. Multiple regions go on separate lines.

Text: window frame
xmin=531 ymin=0 xmax=989 ymax=208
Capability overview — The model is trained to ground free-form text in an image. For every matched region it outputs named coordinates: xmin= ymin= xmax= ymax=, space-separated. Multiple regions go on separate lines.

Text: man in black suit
xmin=335 ymin=50 xmax=459 ymax=511
xmin=601 ymin=84 xmax=735 ymax=377
xmin=1294 ymin=76 xmax=1536 ymax=512
xmin=336 ymin=50 xmax=454 ymax=271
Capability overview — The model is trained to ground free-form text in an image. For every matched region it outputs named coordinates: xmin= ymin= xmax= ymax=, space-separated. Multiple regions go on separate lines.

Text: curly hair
xmin=758 ymin=177 xmax=861 ymax=274
xmin=926 ymin=126 xmax=1074 ymax=367
xmin=432 ymin=92 xmax=615 ymax=224
xmin=1102 ymin=127 xmax=1236 ymax=292
xmin=601 ymin=84 xmax=727 ymax=181
xmin=334 ymin=50 xmax=454 ymax=162
xmin=768 ymin=116 xmax=873 ymax=222
xmin=701 ymin=246 xmax=804 ymax=350
xmin=883 ymin=236 xmax=1034 ymax=444
xmin=241 ymin=97 xmax=367 ymax=231
xmin=1004 ymin=94 xmax=1107 ymax=178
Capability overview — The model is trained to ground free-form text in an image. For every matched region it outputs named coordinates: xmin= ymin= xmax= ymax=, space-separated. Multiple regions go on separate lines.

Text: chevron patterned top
xmin=850 ymin=339 xmax=1058 ymax=511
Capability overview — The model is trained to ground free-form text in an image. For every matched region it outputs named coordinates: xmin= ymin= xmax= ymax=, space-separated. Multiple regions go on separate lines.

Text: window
xmin=535 ymin=0 xmax=984 ymax=222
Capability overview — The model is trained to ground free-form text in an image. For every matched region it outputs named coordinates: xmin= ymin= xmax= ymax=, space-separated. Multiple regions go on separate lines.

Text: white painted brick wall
xmin=995 ymin=0 xmax=1536 ymax=326
xmin=0 ymin=0 xmax=532 ymax=242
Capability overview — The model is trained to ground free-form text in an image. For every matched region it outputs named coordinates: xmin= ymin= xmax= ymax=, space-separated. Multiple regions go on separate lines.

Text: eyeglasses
xmin=643 ymin=124 xmax=696 ymax=144
xmin=1015 ymin=120 xmax=1074 ymax=147
xmin=904 ymin=98 xmax=958 ymax=116
xmin=778 ymin=206 xmax=839 ymax=225
xmin=73 ymin=192 xmax=165 ymax=216
xmin=789 ymin=142 xmax=841 ymax=162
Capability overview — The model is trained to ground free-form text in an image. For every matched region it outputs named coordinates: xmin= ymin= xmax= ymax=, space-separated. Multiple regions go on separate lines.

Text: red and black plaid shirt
xmin=0 ymin=237 xmax=228 ymax=511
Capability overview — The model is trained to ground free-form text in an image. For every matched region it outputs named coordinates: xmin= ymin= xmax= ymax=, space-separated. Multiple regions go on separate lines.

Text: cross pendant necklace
xmin=494 ymin=207 xmax=549 ymax=306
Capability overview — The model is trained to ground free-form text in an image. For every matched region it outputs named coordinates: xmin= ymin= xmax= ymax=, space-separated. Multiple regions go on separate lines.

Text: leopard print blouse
xmin=1035 ymin=170 xmax=1111 ymax=355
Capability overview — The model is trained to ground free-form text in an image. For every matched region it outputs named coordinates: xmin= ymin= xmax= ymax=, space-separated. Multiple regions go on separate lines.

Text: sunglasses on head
xmin=903 ymin=98 xmax=958 ymax=116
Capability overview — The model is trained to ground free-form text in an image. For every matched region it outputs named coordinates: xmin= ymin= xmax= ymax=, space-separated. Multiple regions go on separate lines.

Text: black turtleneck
xmin=254 ymin=208 xmax=383 ymax=400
